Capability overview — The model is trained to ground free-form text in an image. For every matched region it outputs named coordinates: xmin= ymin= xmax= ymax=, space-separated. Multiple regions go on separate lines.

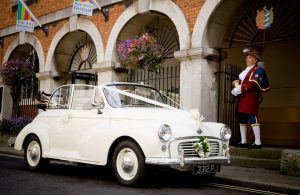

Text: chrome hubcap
xmin=27 ymin=140 xmax=41 ymax=167
xmin=116 ymin=148 xmax=139 ymax=181
xmin=30 ymin=146 xmax=39 ymax=161
xmin=121 ymin=152 xmax=134 ymax=173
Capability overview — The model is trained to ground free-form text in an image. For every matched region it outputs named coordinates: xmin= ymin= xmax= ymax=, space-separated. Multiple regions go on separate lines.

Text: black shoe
xmin=248 ymin=144 xmax=262 ymax=149
xmin=236 ymin=142 xmax=249 ymax=148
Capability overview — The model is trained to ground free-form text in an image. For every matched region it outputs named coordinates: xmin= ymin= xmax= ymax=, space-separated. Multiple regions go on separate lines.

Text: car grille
xmin=178 ymin=139 xmax=220 ymax=158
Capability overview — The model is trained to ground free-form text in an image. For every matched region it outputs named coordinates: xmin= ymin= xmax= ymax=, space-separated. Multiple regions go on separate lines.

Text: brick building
xmin=0 ymin=0 xmax=299 ymax=147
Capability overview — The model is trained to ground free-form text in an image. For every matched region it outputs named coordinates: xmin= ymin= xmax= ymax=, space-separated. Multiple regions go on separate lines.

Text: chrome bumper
xmin=145 ymin=156 xmax=230 ymax=166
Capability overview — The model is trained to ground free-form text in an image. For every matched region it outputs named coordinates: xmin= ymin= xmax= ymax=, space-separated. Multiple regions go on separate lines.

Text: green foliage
xmin=194 ymin=136 xmax=211 ymax=158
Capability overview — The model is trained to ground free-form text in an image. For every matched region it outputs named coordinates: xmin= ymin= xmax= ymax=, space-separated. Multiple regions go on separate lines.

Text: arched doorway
xmin=54 ymin=30 xmax=97 ymax=85
xmin=8 ymin=43 xmax=39 ymax=118
xmin=203 ymin=0 xmax=300 ymax=146
xmin=116 ymin=12 xmax=180 ymax=107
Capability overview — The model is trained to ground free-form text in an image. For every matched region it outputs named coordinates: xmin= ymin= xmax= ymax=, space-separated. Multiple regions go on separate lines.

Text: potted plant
xmin=117 ymin=33 xmax=165 ymax=72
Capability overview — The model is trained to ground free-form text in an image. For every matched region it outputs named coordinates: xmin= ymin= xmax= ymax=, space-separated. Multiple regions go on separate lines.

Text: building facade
xmin=0 ymin=0 xmax=299 ymax=147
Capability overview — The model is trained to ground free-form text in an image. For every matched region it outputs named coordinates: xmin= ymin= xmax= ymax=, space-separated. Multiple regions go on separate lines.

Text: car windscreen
xmin=103 ymin=84 xmax=165 ymax=108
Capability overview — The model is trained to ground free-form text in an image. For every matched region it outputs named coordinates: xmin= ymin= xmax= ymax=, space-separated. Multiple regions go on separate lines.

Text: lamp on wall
xmin=100 ymin=7 xmax=109 ymax=22
xmin=41 ymin=26 xmax=49 ymax=37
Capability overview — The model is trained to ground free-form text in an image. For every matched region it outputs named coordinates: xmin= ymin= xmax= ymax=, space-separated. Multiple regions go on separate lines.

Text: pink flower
xmin=117 ymin=33 xmax=164 ymax=71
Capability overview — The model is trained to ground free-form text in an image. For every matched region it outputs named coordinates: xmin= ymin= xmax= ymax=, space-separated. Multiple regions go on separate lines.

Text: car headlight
xmin=158 ymin=124 xmax=172 ymax=142
xmin=220 ymin=125 xmax=231 ymax=141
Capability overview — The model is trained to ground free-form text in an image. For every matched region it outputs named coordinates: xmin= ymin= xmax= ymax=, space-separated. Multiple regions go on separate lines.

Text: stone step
xmin=230 ymin=146 xmax=282 ymax=160
xmin=230 ymin=156 xmax=280 ymax=170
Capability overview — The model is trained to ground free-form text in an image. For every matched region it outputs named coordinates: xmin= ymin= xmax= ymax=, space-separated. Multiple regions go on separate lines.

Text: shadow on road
xmin=45 ymin=162 xmax=215 ymax=188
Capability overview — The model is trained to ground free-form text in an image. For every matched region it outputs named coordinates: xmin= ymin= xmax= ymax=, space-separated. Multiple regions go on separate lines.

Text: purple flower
xmin=0 ymin=60 xmax=35 ymax=86
xmin=117 ymin=33 xmax=165 ymax=71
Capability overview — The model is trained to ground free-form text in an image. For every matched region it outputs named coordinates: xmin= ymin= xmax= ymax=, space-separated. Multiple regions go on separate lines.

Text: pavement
xmin=0 ymin=145 xmax=299 ymax=194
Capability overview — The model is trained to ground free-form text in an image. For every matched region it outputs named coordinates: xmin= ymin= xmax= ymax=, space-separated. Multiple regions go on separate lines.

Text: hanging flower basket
xmin=0 ymin=60 xmax=35 ymax=87
xmin=193 ymin=136 xmax=211 ymax=158
xmin=117 ymin=33 xmax=165 ymax=72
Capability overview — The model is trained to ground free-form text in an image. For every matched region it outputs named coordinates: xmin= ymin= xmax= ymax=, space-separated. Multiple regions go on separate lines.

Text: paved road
xmin=0 ymin=154 xmax=282 ymax=195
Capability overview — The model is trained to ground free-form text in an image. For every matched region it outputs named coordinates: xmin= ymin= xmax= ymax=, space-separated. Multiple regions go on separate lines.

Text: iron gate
xmin=13 ymin=77 xmax=39 ymax=118
xmin=218 ymin=62 xmax=242 ymax=144
xmin=127 ymin=64 xmax=180 ymax=108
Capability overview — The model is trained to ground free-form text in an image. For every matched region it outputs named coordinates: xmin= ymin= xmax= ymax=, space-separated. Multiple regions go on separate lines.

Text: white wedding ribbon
xmin=102 ymin=85 xmax=205 ymax=122
xmin=102 ymin=86 xmax=176 ymax=110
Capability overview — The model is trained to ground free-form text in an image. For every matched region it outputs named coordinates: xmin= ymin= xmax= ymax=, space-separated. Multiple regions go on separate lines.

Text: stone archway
xmin=105 ymin=0 xmax=190 ymax=62
xmin=1 ymin=33 xmax=44 ymax=119
xmin=3 ymin=32 xmax=45 ymax=68
xmin=116 ymin=12 xmax=181 ymax=106
xmin=43 ymin=17 xmax=104 ymax=91
xmin=103 ymin=0 xmax=189 ymax=105
xmin=193 ymin=0 xmax=300 ymax=146
xmin=54 ymin=30 xmax=98 ymax=85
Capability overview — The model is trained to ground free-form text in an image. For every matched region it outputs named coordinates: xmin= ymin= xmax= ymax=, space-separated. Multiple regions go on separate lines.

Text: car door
xmin=46 ymin=85 xmax=75 ymax=159
xmin=67 ymin=85 xmax=110 ymax=162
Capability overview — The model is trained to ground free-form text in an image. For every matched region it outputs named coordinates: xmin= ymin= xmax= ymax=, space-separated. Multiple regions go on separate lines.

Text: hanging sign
xmin=16 ymin=0 xmax=35 ymax=32
xmin=72 ymin=0 xmax=94 ymax=16
xmin=256 ymin=6 xmax=274 ymax=30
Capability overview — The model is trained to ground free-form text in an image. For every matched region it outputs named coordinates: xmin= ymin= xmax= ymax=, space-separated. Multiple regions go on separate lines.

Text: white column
xmin=175 ymin=48 xmax=219 ymax=122
xmin=93 ymin=61 xmax=127 ymax=85
xmin=36 ymin=71 xmax=58 ymax=94
xmin=0 ymin=84 xmax=13 ymax=119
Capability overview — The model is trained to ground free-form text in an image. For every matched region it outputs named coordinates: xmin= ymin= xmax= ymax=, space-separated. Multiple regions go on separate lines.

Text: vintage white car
xmin=14 ymin=82 xmax=231 ymax=185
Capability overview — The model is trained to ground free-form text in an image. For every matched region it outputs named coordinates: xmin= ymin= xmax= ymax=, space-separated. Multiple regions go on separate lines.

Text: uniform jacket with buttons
xmin=235 ymin=64 xmax=270 ymax=115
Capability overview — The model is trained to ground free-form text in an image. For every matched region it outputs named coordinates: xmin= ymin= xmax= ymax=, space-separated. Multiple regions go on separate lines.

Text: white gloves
xmin=231 ymin=85 xmax=242 ymax=96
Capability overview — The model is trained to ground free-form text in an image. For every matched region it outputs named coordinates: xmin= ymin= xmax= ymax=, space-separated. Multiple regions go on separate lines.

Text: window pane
xmin=48 ymin=86 xmax=72 ymax=109
xmin=72 ymin=86 xmax=95 ymax=110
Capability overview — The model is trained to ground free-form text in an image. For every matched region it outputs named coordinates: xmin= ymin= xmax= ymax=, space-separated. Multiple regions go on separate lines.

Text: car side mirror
xmin=92 ymin=102 xmax=105 ymax=114
xmin=37 ymin=104 xmax=47 ymax=111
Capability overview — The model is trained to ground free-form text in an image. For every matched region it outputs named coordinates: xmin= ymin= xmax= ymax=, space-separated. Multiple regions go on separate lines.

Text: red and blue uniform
xmin=235 ymin=64 xmax=270 ymax=124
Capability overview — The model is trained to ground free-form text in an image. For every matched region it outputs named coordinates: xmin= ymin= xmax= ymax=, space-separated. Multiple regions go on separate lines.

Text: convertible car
xmin=14 ymin=82 xmax=231 ymax=185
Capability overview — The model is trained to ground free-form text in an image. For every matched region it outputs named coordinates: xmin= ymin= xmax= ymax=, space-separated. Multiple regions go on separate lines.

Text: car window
xmin=72 ymin=86 xmax=95 ymax=110
xmin=48 ymin=86 xmax=72 ymax=109
xmin=103 ymin=84 xmax=165 ymax=108
xmin=104 ymin=86 xmax=122 ymax=107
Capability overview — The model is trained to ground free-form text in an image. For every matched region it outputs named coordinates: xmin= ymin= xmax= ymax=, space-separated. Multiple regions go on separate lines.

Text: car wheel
xmin=112 ymin=140 xmax=145 ymax=186
xmin=24 ymin=136 xmax=49 ymax=171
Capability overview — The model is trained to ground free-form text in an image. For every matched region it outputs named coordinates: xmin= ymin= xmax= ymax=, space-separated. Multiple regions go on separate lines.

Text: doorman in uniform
xmin=231 ymin=48 xmax=270 ymax=149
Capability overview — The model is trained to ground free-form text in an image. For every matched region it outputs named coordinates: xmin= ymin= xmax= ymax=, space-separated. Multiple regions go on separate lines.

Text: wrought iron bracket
xmin=100 ymin=7 xmax=109 ymax=22
xmin=41 ymin=26 xmax=49 ymax=37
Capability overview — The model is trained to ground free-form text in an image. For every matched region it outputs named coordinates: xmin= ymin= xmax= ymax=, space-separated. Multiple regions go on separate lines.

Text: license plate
xmin=193 ymin=164 xmax=221 ymax=175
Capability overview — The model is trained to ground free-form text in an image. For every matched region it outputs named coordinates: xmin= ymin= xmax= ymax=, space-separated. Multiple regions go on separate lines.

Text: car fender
xmin=14 ymin=120 xmax=50 ymax=157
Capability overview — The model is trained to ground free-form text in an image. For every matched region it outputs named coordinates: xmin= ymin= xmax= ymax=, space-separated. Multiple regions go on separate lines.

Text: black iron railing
xmin=127 ymin=64 xmax=180 ymax=108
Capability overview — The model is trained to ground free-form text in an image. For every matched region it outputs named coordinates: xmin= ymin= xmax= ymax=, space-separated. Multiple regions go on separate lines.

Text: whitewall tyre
xmin=112 ymin=140 xmax=145 ymax=186
xmin=24 ymin=136 xmax=49 ymax=171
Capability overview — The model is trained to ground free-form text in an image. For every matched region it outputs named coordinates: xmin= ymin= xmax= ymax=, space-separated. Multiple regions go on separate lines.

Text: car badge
xmin=197 ymin=129 xmax=203 ymax=134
